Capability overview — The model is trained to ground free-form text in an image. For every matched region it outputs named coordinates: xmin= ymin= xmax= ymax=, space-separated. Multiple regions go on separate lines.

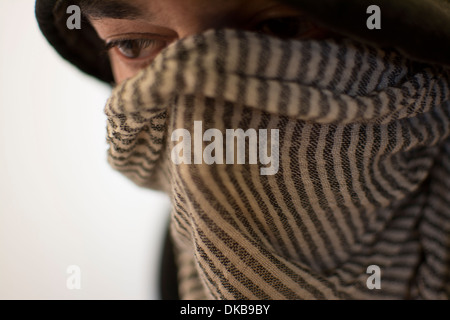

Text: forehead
xmin=84 ymin=0 xmax=284 ymax=37
xmin=80 ymin=0 xmax=150 ymax=20
xmin=81 ymin=0 xmax=283 ymax=20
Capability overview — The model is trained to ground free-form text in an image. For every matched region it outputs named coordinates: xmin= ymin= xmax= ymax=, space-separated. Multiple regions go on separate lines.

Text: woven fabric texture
xmin=105 ymin=29 xmax=450 ymax=299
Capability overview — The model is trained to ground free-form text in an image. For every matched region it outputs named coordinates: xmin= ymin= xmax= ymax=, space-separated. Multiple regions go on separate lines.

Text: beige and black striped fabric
xmin=105 ymin=29 xmax=450 ymax=299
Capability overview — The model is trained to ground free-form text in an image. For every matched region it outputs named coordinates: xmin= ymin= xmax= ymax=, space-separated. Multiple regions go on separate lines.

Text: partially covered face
xmin=83 ymin=0 xmax=333 ymax=83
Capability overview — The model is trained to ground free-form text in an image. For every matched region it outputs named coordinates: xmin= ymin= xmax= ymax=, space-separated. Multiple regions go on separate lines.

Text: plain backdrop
xmin=0 ymin=1 xmax=171 ymax=300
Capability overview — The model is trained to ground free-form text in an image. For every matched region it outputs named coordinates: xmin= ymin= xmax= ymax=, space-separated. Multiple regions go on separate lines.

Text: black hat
xmin=36 ymin=0 xmax=450 ymax=84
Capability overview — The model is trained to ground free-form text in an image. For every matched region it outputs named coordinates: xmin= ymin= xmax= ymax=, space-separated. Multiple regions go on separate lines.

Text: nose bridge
xmin=175 ymin=18 xmax=228 ymax=39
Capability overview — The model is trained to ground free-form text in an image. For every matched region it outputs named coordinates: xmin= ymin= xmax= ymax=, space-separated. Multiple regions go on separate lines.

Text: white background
xmin=0 ymin=1 xmax=171 ymax=300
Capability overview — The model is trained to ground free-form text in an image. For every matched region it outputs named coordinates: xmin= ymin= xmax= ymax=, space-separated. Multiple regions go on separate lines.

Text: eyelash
xmin=105 ymin=38 xmax=156 ymax=51
xmin=105 ymin=37 xmax=167 ymax=61
xmin=252 ymin=16 xmax=324 ymax=39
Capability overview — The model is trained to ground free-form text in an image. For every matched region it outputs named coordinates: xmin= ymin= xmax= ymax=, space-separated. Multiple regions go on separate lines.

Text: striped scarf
xmin=105 ymin=29 xmax=450 ymax=299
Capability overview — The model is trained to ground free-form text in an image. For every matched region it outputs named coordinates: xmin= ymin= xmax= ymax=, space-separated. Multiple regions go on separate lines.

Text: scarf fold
xmin=105 ymin=29 xmax=450 ymax=299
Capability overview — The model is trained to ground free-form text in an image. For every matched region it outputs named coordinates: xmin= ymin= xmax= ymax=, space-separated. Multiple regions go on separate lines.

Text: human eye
xmin=105 ymin=37 xmax=169 ymax=60
xmin=249 ymin=8 xmax=330 ymax=40
xmin=254 ymin=17 xmax=316 ymax=39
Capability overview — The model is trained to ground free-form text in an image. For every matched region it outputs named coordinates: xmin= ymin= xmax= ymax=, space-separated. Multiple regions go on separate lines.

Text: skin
xmin=87 ymin=0 xmax=333 ymax=84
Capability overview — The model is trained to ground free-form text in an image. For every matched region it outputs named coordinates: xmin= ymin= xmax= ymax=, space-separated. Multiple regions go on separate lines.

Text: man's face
xmin=86 ymin=0 xmax=331 ymax=83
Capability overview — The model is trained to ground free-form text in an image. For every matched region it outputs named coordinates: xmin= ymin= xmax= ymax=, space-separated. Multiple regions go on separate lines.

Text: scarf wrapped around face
xmin=105 ymin=29 xmax=450 ymax=299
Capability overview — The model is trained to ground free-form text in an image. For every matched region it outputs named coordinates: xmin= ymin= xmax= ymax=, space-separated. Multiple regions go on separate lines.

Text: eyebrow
xmin=79 ymin=0 xmax=145 ymax=20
